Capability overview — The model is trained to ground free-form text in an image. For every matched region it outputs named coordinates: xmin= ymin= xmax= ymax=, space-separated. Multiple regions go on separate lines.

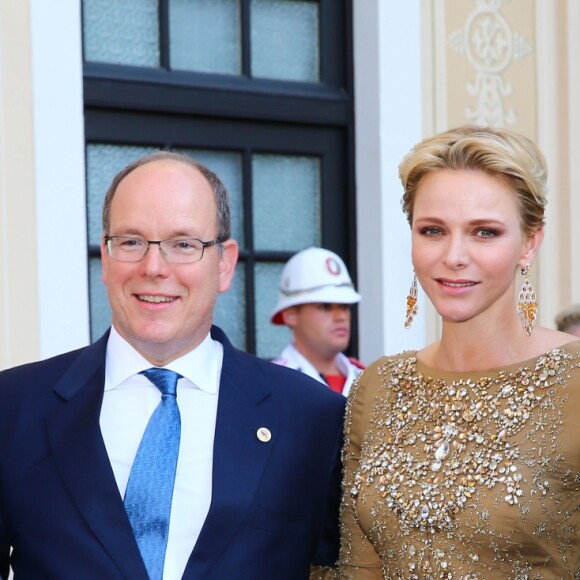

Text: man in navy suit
xmin=0 ymin=151 xmax=345 ymax=579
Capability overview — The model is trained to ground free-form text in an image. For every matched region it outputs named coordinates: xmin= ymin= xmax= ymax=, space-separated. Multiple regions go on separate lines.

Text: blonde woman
xmin=320 ymin=126 xmax=580 ymax=578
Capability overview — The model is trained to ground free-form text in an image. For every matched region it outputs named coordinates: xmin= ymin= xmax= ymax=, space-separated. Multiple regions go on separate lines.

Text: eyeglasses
xmin=104 ymin=235 xmax=222 ymax=264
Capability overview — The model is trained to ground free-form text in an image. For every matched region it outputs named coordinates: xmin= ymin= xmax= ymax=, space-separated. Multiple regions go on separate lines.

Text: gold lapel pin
xmin=257 ymin=427 xmax=272 ymax=442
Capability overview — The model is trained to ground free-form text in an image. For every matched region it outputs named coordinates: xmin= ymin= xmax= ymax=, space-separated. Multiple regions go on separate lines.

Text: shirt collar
xmin=105 ymin=325 xmax=222 ymax=394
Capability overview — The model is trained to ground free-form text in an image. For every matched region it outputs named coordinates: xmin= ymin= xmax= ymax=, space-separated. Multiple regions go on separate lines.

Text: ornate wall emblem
xmin=447 ymin=0 xmax=532 ymax=127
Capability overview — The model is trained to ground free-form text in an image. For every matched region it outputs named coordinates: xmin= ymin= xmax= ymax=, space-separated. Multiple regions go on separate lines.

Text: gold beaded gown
xmin=331 ymin=340 xmax=580 ymax=579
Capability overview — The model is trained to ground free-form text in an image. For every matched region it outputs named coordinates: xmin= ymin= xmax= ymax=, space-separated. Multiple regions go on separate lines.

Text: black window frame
xmin=83 ymin=0 xmax=358 ymax=357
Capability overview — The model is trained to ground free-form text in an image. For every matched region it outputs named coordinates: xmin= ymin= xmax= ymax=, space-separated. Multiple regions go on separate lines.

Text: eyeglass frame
xmin=103 ymin=235 xmax=223 ymax=264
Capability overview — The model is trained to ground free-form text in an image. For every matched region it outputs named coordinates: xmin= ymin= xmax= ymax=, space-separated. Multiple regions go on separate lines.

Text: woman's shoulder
xmin=534 ymin=327 xmax=580 ymax=351
xmin=363 ymin=349 xmax=418 ymax=374
xmin=344 ymin=351 xmax=417 ymax=446
xmin=559 ymin=337 xmax=580 ymax=355
xmin=553 ymin=338 xmax=580 ymax=384
xmin=527 ymin=331 xmax=580 ymax=378
xmin=348 ymin=350 xmax=418 ymax=404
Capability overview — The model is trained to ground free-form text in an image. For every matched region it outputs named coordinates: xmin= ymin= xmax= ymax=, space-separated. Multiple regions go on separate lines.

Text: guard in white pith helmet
xmin=271 ymin=247 xmax=364 ymax=396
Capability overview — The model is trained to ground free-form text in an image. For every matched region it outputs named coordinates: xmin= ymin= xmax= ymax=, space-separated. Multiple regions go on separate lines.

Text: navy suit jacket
xmin=0 ymin=326 xmax=345 ymax=579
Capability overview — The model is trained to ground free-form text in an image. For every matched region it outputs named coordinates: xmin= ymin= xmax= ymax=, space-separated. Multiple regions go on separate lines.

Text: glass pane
xmin=255 ymin=262 xmax=292 ymax=359
xmin=89 ymin=257 xmax=111 ymax=342
xmin=169 ymin=0 xmax=241 ymax=74
xmin=86 ymin=144 xmax=158 ymax=245
xmin=214 ymin=264 xmax=246 ymax=350
xmin=177 ymin=149 xmax=244 ymax=246
xmin=252 ymin=154 xmax=320 ymax=251
xmin=82 ymin=0 xmax=160 ymax=67
xmin=251 ymin=0 xmax=319 ymax=82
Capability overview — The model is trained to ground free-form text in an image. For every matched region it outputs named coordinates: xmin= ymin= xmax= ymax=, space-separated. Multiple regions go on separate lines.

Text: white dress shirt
xmin=100 ymin=326 xmax=222 ymax=580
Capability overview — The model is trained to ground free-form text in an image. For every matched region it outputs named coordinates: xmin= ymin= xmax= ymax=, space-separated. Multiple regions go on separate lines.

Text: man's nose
xmin=332 ymin=305 xmax=349 ymax=318
xmin=139 ymin=242 xmax=171 ymax=276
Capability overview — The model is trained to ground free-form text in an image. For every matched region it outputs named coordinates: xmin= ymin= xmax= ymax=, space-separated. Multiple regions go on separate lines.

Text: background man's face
xmin=285 ymin=303 xmax=351 ymax=359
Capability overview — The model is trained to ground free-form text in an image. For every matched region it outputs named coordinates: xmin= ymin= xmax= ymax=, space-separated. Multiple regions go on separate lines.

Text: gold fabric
xmin=328 ymin=341 xmax=580 ymax=579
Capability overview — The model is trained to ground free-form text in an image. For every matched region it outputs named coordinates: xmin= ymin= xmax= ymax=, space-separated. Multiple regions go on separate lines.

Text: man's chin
xmin=329 ymin=341 xmax=350 ymax=354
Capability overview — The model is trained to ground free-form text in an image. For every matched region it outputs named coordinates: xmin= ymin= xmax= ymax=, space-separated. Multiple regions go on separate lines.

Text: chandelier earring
xmin=516 ymin=263 xmax=538 ymax=336
xmin=404 ymin=273 xmax=419 ymax=329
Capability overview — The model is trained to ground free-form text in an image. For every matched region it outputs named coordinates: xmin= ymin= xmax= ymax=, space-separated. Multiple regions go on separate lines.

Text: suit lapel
xmin=46 ymin=334 xmax=148 ymax=580
xmin=182 ymin=328 xmax=278 ymax=578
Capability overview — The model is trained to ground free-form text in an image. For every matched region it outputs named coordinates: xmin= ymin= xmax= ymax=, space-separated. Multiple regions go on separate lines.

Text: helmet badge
xmin=325 ymin=257 xmax=342 ymax=276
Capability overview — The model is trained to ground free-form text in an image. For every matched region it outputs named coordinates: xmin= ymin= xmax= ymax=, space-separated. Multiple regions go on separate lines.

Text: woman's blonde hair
xmin=399 ymin=125 xmax=547 ymax=237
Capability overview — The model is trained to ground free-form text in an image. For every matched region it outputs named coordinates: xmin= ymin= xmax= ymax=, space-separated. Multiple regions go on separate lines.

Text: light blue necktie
xmin=124 ymin=368 xmax=182 ymax=580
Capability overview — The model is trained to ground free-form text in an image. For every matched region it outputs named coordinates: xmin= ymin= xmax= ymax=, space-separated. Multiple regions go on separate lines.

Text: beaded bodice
xmin=337 ymin=342 xmax=580 ymax=579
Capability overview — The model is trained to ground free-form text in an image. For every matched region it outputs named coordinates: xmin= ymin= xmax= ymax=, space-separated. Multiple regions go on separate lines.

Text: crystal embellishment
xmin=435 ymin=441 xmax=450 ymax=461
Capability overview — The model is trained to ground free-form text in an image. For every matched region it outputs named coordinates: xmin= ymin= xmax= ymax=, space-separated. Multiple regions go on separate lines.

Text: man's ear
xmin=217 ymin=239 xmax=239 ymax=294
xmin=101 ymin=236 xmax=109 ymax=286
xmin=281 ymin=307 xmax=298 ymax=328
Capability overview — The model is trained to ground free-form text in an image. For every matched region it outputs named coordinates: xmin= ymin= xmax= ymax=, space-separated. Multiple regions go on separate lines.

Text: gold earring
xmin=517 ymin=264 xmax=537 ymax=336
xmin=405 ymin=273 xmax=418 ymax=329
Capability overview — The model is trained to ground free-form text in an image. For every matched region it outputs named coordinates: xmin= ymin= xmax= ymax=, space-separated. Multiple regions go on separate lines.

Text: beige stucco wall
xmin=0 ymin=1 xmax=39 ymax=369
xmin=442 ymin=0 xmax=537 ymax=134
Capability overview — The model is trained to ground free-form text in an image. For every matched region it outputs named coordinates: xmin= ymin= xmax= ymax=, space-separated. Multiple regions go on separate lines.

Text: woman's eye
xmin=477 ymin=228 xmax=498 ymax=238
xmin=420 ymin=227 xmax=442 ymax=236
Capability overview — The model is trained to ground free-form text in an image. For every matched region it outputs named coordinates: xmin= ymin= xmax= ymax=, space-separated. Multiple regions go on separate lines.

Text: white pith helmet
xmin=271 ymin=247 xmax=361 ymax=325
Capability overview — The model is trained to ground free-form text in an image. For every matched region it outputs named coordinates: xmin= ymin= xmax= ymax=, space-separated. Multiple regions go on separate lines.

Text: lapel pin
xmin=257 ymin=427 xmax=272 ymax=442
